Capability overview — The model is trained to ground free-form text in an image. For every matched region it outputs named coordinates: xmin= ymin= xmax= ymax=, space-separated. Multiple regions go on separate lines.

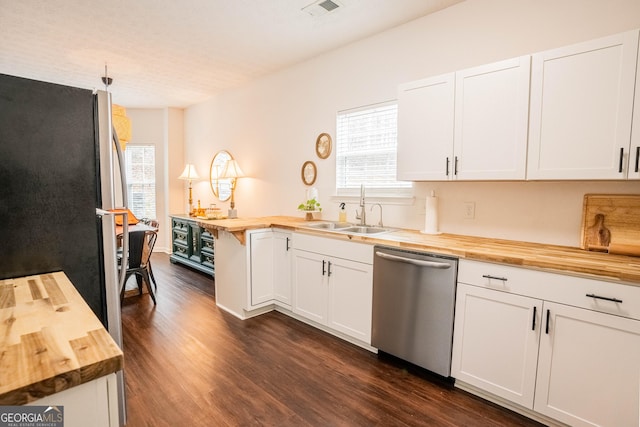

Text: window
xmin=336 ymin=102 xmax=411 ymax=196
xmin=125 ymin=145 xmax=156 ymax=219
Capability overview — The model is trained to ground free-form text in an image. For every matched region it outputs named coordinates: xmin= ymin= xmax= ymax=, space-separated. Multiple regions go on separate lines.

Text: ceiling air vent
xmin=302 ymin=0 xmax=342 ymax=17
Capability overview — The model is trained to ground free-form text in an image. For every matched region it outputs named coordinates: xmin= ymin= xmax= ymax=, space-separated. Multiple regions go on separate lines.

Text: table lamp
xmin=220 ymin=159 xmax=245 ymax=218
xmin=178 ymin=164 xmax=200 ymax=216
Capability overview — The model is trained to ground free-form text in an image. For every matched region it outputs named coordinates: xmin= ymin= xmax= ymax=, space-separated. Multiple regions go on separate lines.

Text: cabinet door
xmin=630 ymin=47 xmax=640 ymax=180
xmin=273 ymin=230 xmax=292 ymax=306
xmin=451 ymin=284 xmax=541 ymax=408
xmin=454 ymin=56 xmax=530 ymax=180
xmin=292 ymin=250 xmax=327 ymax=324
xmin=528 ymin=30 xmax=639 ymax=180
xmin=534 ymin=302 xmax=640 ymax=427
xmin=327 ymin=257 xmax=373 ymax=344
xmin=397 ymin=73 xmax=455 ymax=181
xmin=249 ymin=231 xmax=274 ymax=307
xmin=189 ymin=223 xmax=201 ymax=262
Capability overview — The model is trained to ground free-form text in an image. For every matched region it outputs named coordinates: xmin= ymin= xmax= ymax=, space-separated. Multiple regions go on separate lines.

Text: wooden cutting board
xmin=581 ymin=194 xmax=640 ymax=255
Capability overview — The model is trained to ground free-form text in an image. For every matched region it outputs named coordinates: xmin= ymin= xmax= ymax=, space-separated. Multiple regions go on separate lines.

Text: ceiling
xmin=0 ymin=0 xmax=462 ymax=108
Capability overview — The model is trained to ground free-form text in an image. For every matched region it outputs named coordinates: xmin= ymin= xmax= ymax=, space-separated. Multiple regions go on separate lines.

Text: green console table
xmin=169 ymin=215 xmax=214 ymax=276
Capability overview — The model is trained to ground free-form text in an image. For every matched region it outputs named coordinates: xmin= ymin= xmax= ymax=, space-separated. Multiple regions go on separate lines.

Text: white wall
xmin=129 ymin=108 xmax=184 ymax=252
xmin=184 ymin=0 xmax=640 ymax=247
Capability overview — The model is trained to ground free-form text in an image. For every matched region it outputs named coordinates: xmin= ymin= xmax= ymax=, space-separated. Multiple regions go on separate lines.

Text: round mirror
xmin=210 ymin=150 xmax=233 ymax=202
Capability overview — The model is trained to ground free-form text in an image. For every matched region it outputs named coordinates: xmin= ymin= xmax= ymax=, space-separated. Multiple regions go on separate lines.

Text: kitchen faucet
xmin=371 ymin=203 xmax=383 ymax=227
xmin=355 ymin=184 xmax=367 ymax=226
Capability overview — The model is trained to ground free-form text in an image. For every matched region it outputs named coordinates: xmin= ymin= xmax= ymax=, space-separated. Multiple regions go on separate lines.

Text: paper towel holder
xmin=421 ymin=190 xmax=442 ymax=235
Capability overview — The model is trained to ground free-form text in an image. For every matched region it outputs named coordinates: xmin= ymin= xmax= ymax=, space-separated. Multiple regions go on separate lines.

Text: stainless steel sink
xmin=304 ymin=222 xmax=352 ymax=230
xmin=339 ymin=225 xmax=392 ymax=235
xmin=303 ymin=222 xmax=392 ymax=235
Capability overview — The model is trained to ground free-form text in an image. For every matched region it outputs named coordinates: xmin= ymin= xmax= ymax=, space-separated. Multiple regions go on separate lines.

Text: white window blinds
xmin=336 ymin=102 xmax=411 ymax=195
xmin=125 ymin=145 xmax=156 ymax=220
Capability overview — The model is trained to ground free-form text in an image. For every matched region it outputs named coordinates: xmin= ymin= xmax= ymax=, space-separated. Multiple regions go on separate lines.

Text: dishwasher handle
xmin=375 ymin=251 xmax=452 ymax=269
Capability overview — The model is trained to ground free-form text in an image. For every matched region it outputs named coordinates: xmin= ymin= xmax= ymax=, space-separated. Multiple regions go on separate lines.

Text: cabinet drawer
xmin=292 ymin=233 xmax=373 ymax=264
xmin=459 ymin=259 xmax=640 ymax=321
xmin=201 ymin=253 xmax=214 ymax=269
xmin=173 ymin=229 xmax=188 ymax=244
xmin=172 ymin=242 xmax=188 ymax=258
xmin=172 ymin=218 xmax=189 ymax=230
xmin=201 ymin=238 xmax=214 ymax=254
xmin=200 ymin=230 xmax=214 ymax=254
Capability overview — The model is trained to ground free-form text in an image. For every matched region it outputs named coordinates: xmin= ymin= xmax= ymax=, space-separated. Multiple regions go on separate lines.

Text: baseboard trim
xmin=454 ymin=381 xmax=568 ymax=427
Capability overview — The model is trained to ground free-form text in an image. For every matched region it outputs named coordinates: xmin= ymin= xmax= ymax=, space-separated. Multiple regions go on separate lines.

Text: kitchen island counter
xmin=0 ymin=271 xmax=123 ymax=405
xmin=198 ymin=216 xmax=640 ymax=285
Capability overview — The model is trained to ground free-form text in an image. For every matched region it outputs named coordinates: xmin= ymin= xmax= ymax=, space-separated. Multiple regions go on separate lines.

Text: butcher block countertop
xmin=0 ymin=271 xmax=123 ymax=405
xmin=195 ymin=215 xmax=640 ymax=285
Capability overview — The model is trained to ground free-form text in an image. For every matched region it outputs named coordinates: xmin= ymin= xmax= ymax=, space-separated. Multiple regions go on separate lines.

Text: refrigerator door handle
xmin=112 ymin=128 xmax=128 ymax=208
xmin=97 ymin=209 xmax=129 ymax=295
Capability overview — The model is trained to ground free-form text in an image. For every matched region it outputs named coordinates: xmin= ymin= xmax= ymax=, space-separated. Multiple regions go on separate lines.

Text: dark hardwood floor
xmin=121 ymin=253 xmax=543 ymax=427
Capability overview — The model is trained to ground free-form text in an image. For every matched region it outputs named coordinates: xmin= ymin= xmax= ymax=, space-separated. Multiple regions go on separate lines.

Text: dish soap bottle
xmin=339 ymin=203 xmax=347 ymax=222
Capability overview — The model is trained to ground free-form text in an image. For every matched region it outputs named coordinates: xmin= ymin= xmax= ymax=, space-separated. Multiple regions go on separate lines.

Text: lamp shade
xmin=112 ymin=104 xmax=131 ymax=150
xmin=220 ymin=159 xmax=245 ymax=179
xmin=178 ymin=164 xmax=200 ymax=180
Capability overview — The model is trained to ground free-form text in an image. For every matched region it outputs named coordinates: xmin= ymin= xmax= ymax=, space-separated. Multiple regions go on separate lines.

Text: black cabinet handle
xmin=482 ymin=274 xmax=508 ymax=282
xmin=446 ymin=157 xmax=450 ymax=176
xmin=545 ymin=309 xmax=550 ymax=334
xmin=454 ymin=156 xmax=459 ymax=175
xmin=586 ymin=293 xmax=622 ymax=304
xmin=322 ymin=260 xmax=326 ymax=276
xmin=635 ymin=147 xmax=639 ymax=173
xmin=286 ymin=237 xmax=290 ymax=251
xmin=619 ymin=147 xmax=624 ymax=173
xmin=532 ymin=306 xmax=537 ymax=331
xmin=327 ymin=261 xmax=332 ymax=277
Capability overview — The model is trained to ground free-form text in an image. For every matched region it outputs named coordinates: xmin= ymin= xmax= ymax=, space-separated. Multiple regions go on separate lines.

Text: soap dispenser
xmin=339 ymin=203 xmax=347 ymax=222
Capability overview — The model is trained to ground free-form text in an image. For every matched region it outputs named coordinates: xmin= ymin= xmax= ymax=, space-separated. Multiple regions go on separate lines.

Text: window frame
xmin=335 ymin=100 xmax=412 ymax=199
xmin=124 ymin=144 xmax=157 ymax=220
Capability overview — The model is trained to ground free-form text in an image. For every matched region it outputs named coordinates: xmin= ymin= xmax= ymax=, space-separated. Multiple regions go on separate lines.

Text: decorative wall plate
xmin=301 ymin=160 xmax=317 ymax=186
xmin=315 ymin=133 xmax=332 ymax=159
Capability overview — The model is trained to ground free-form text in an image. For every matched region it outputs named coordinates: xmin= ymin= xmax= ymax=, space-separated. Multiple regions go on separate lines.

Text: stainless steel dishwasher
xmin=371 ymin=246 xmax=458 ymax=377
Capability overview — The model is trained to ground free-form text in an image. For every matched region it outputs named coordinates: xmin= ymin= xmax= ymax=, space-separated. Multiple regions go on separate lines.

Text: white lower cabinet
xmin=327 ymin=256 xmax=373 ymax=342
xmin=249 ymin=230 xmax=276 ymax=306
xmin=292 ymin=250 xmax=327 ymax=324
xmin=451 ymin=284 xmax=541 ymax=408
xmin=272 ymin=230 xmax=292 ymax=305
xmin=292 ymin=233 xmax=373 ymax=344
xmin=452 ymin=259 xmax=640 ymax=427
xmin=534 ymin=302 xmax=640 ymax=427
xmin=248 ymin=229 xmax=292 ymax=309
xmin=28 ymin=374 xmax=118 ymax=427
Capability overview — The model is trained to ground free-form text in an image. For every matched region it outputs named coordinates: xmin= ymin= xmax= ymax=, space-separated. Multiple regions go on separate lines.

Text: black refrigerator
xmin=0 ymin=73 xmax=127 ymax=425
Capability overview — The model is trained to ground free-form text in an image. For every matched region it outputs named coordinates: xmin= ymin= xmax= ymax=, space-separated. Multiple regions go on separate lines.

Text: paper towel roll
xmin=422 ymin=191 xmax=440 ymax=235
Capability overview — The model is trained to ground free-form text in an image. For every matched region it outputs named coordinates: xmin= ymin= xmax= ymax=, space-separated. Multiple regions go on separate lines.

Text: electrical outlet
xmin=463 ymin=202 xmax=475 ymax=219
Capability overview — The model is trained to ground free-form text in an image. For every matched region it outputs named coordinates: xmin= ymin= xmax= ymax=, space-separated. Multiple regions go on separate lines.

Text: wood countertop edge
xmin=197 ymin=216 xmax=640 ymax=285
xmin=0 ymin=272 xmax=124 ymax=405
xmin=0 ymin=352 xmax=124 ymax=406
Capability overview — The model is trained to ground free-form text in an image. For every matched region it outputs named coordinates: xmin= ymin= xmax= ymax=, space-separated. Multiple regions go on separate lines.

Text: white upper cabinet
xmin=630 ymin=44 xmax=640 ymax=180
xmin=397 ymin=56 xmax=530 ymax=181
xmin=397 ymin=73 xmax=455 ymax=181
xmin=454 ymin=56 xmax=531 ymax=180
xmin=527 ymin=30 xmax=640 ymax=180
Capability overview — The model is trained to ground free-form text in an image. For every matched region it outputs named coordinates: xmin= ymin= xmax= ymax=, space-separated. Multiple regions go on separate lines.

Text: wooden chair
xmin=120 ymin=229 xmax=157 ymax=305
